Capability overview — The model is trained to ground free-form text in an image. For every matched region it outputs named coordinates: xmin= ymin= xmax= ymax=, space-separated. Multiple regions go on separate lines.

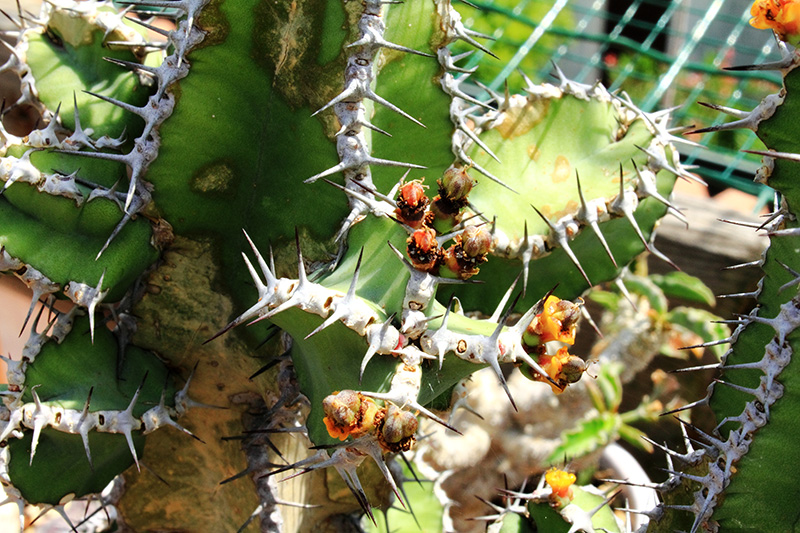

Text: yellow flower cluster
xmin=545 ymin=467 xmax=577 ymax=503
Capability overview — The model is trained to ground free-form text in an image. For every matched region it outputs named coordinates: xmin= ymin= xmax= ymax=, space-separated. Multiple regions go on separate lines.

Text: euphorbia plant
xmin=0 ymin=0 xmax=732 ymax=531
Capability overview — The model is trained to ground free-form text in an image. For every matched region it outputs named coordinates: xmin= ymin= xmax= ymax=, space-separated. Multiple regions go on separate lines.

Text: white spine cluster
xmin=0 ymin=311 xmax=203 ymax=457
xmin=0 ymin=0 xmax=208 ymax=341
xmin=0 ymin=304 xmax=205 ymax=531
xmin=636 ymin=49 xmax=800 ymax=533
xmin=642 ymin=296 xmax=799 ymax=533
xmin=0 ymin=1 xmax=211 ymax=529
xmin=305 ymin=0 xmax=429 ymax=243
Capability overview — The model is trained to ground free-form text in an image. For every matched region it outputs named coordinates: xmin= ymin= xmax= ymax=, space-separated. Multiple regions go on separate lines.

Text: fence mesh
xmin=456 ymin=0 xmax=782 ymax=210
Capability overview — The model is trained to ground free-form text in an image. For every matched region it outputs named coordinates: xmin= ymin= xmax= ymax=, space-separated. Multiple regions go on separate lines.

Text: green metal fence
xmin=456 ymin=0 xmax=781 ymax=210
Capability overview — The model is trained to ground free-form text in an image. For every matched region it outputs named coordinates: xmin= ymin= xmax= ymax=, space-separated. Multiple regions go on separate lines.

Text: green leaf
xmin=618 ymin=424 xmax=654 ymax=453
xmin=596 ymin=362 xmax=623 ymax=413
xmin=548 ymin=412 xmax=620 ymax=463
xmin=586 ymin=289 xmax=621 ymax=312
xmin=620 ymin=274 xmax=668 ymax=315
xmin=651 ymin=271 xmax=716 ymax=307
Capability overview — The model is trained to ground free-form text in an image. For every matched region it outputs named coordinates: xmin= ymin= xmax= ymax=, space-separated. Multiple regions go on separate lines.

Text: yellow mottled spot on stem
xmin=190 ymin=161 xmax=235 ymax=195
xmin=275 ymin=1 xmax=301 ymax=78
xmin=495 ymin=99 xmax=548 ymax=139
xmin=552 ymin=155 xmax=571 ymax=183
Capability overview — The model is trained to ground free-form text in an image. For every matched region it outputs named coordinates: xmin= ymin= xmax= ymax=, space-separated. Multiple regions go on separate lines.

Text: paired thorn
xmin=724 ymin=37 xmax=794 ymax=71
xmin=360 ymin=312 xmax=397 ymax=382
xmin=305 ymin=158 xmax=425 ymax=184
xmin=610 ymin=162 xmax=651 ymax=253
xmin=123 ymin=372 xmax=149 ymax=471
xmin=304 ymin=248 xmax=364 ymax=340
xmin=489 ymin=271 xmax=522 ymax=323
xmin=79 ymin=387 xmax=95 ymax=468
xmin=451 ymin=19 xmax=498 ymax=59
xmin=576 ymin=171 xmax=617 ymax=267
xmin=532 ymin=204 xmax=591 ymax=287
xmin=311 ymin=78 xmax=426 ymax=129
xmin=658 ymin=396 xmax=708 ymax=417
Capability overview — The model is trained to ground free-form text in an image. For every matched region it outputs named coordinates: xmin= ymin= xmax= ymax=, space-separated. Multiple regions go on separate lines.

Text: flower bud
xmin=378 ymin=404 xmax=418 ymax=452
xmin=545 ymin=468 xmax=576 ymax=506
xmin=560 ymin=355 xmax=587 ymax=385
xmin=440 ymin=165 xmax=475 ymax=202
xmin=322 ymin=390 xmax=380 ymax=441
xmin=461 ymin=225 xmax=493 ymax=258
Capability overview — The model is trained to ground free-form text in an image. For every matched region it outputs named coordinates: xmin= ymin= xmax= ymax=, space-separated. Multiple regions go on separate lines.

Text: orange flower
xmin=750 ymin=0 xmax=800 ymax=40
xmin=528 ymin=295 xmax=581 ymax=345
xmin=539 ymin=349 xmax=566 ymax=387
xmin=321 ymin=390 xmax=381 ymax=441
xmin=323 ymin=416 xmax=350 ymax=441
xmin=525 ymin=346 xmax=588 ymax=394
xmin=545 ymin=468 xmax=576 ymax=503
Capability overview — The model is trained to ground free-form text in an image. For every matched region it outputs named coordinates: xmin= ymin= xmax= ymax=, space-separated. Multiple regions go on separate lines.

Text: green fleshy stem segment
xmin=370 ymin=0 xmax=454 ymax=192
xmin=25 ymin=15 xmax=156 ymax=137
xmin=278 ymin=216 xmax=506 ymax=446
xmin=8 ymin=429 xmax=144 ymax=505
xmin=0 ymin=198 xmax=157 ymax=302
xmin=715 ymin=321 xmax=800 ymax=531
xmin=427 ymin=90 xmax=674 ymax=309
xmin=468 ymin=96 xmax=656 ymax=236
xmin=21 ymin=318 xmax=173 ymax=413
xmin=146 ymin=0 xmax=349 ymax=330
xmin=294 ymin=116 xmax=675 ymax=447
xmin=705 ymin=68 xmax=800 ymax=531
xmin=273 ymin=215 xmax=502 ymax=446
xmin=277 ymin=303 xmax=490 ymax=446
xmin=323 ymin=119 xmax=676 ymax=314
xmin=3 ymin=180 xmax=130 ymax=239
xmin=148 ymin=0 xmax=346 ymax=238
xmin=9 ymin=318 xmax=172 ymax=504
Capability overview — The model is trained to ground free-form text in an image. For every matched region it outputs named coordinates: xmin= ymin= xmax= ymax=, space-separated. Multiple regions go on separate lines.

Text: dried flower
xmin=528 ymin=295 xmax=582 ymax=345
xmin=750 ymin=0 xmax=800 ymax=41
